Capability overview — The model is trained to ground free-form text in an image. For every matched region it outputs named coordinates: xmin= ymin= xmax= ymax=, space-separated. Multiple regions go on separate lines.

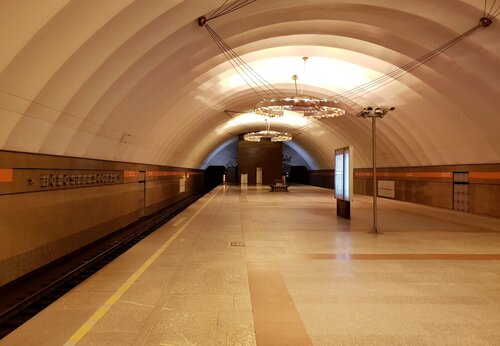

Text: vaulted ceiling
xmin=0 ymin=0 xmax=499 ymax=169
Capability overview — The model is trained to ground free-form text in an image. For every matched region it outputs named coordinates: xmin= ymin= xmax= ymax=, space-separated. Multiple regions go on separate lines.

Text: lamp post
xmin=357 ymin=106 xmax=395 ymax=234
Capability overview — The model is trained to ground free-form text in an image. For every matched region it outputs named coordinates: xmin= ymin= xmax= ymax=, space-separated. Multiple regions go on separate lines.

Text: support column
xmin=357 ymin=106 xmax=394 ymax=234
xmin=371 ymin=115 xmax=378 ymax=233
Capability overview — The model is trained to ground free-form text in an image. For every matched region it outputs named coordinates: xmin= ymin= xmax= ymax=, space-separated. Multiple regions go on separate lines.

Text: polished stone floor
xmin=2 ymin=185 xmax=500 ymax=345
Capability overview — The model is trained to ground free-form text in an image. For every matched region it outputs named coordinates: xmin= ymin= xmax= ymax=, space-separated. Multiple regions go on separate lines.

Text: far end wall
xmin=238 ymin=137 xmax=282 ymax=185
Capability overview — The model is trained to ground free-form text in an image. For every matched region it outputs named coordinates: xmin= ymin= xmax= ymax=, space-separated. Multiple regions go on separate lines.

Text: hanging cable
xmin=205 ymin=26 xmax=264 ymax=98
xmin=205 ymin=24 xmax=286 ymax=99
xmin=211 ymin=0 xmax=256 ymax=20
xmin=206 ymin=25 xmax=274 ymax=97
xmin=200 ymin=1 xmax=496 ymax=117
xmin=0 ymin=104 xmax=159 ymax=150
xmin=200 ymin=0 xmax=256 ymax=26
xmin=487 ymin=0 xmax=498 ymax=16
xmin=338 ymin=26 xmax=479 ymax=99
xmin=491 ymin=5 xmax=500 ymax=18
xmin=330 ymin=19 xmax=487 ymax=103
xmin=206 ymin=25 xmax=286 ymax=98
xmin=0 ymin=88 xmax=170 ymax=151
xmin=482 ymin=0 xmax=500 ymax=20
xmin=0 ymin=88 xmax=124 ymax=136
xmin=207 ymin=0 xmax=230 ymax=20
xmin=301 ymin=58 xmax=307 ymax=95
xmin=200 ymin=0 xmax=288 ymax=100
xmin=206 ymin=25 xmax=277 ymax=99
xmin=483 ymin=0 xmax=500 ymax=18
xmin=292 ymin=75 xmax=298 ymax=97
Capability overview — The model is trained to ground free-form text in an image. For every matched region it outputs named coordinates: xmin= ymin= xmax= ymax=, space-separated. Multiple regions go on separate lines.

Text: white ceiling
xmin=0 ymin=0 xmax=499 ymax=169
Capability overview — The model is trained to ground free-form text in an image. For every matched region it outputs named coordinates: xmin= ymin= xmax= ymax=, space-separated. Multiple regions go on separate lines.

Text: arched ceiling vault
xmin=0 ymin=0 xmax=499 ymax=169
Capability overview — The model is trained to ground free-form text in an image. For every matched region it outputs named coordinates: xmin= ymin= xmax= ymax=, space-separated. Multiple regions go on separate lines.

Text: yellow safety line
xmin=64 ymin=186 xmax=223 ymax=345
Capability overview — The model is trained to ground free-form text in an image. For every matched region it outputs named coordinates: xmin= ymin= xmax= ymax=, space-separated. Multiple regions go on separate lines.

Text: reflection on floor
xmin=3 ymin=185 xmax=500 ymax=346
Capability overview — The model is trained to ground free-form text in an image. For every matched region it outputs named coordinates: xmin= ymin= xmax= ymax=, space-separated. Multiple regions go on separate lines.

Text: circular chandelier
xmin=254 ymin=58 xmax=345 ymax=120
xmin=255 ymin=97 xmax=345 ymax=119
xmin=243 ymin=119 xmax=292 ymax=142
xmin=243 ymin=130 xmax=292 ymax=142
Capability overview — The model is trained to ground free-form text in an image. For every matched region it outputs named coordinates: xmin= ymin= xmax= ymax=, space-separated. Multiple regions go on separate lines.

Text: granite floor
xmin=2 ymin=185 xmax=500 ymax=345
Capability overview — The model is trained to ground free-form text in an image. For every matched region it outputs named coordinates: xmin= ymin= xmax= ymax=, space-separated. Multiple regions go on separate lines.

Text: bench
xmin=270 ymin=185 xmax=289 ymax=192
xmin=269 ymin=179 xmax=289 ymax=192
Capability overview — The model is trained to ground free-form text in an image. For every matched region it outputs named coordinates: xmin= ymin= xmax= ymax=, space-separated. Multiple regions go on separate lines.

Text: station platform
xmin=2 ymin=185 xmax=500 ymax=345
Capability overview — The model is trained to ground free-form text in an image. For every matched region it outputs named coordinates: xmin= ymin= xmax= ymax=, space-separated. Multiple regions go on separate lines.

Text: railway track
xmin=0 ymin=194 xmax=202 ymax=339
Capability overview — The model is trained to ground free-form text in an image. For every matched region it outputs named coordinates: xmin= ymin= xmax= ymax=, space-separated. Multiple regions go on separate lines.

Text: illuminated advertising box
xmin=335 ymin=146 xmax=353 ymax=219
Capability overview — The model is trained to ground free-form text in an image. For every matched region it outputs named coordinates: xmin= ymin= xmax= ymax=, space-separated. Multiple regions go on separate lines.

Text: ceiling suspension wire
xmin=211 ymin=0 xmax=256 ymax=20
xmin=201 ymin=0 xmax=495 ymax=116
xmin=334 ymin=23 xmax=483 ymax=103
xmin=208 ymin=27 xmax=286 ymax=98
xmin=0 ymin=104 xmax=164 ymax=152
xmin=483 ymin=0 xmax=500 ymax=19
xmin=491 ymin=5 xmax=500 ymax=18
xmin=340 ymin=26 xmax=479 ymax=97
xmin=200 ymin=0 xmax=287 ymax=100
xmin=206 ymin=26 xmax=260 ymax=92
xmin=0 ymin=88 xmax=130 ymax=137
xmin=334 ymin=5 xmax=498 ymax=103
xmin=204 ymin=23 xmax=286 ymax=99
xmin=0 ymin=88 xmax=168 ymax=150
xmin=487 ymin=0 xmax=498 ymax=16
xmin=200 ymin=0 xmax=256 ymax=26
xmin=207 ymin=0 xmax=230 ymax=20
xmin=206 ymin=26 xmax=276 ymax=98
xmin=205 ymin=26 xmax=264 ymax=98
xmin=300 ymin=57 xmax=308 ymax=96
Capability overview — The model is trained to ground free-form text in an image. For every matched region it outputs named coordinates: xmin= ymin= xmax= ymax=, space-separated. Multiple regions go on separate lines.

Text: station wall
xmin=309 ymin=164 xmax=500 ymax=219
xmin=309 ymin=170 xmax=334 ymax=189
xmin=0 ymin=151 xmax=204 ymax=287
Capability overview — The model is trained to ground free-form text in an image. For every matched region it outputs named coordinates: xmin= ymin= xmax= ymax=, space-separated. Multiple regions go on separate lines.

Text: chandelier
xmin=201 ymin=22 xmax=345 ymax=124
xmin=243 ymin=130 xmax=292 ymax=142
xmin=254 ymin=58 xmax=345 ymax=119
xmin=243 ymin=119 xmax=292 ymax=142
xmin=255 ymin=97 xmax=345 ymax=119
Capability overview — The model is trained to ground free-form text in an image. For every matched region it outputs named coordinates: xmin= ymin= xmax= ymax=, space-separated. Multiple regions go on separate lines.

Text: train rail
xmin=0 ymin=194 xmax=202 ymax=339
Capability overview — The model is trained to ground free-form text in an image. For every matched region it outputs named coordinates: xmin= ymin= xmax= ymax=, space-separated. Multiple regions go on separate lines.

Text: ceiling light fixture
xmin=255 ymin=96 xmax=345 ymax=119
xmin=201 ymin=22 xmax=346 ymax=121
xmin=243 ymin=119 xmax=292 ymax=142
xmin=201 ymin=4 xmax=496 ymax=115
xmin=254 ymin=57 xmax=345 ymax=119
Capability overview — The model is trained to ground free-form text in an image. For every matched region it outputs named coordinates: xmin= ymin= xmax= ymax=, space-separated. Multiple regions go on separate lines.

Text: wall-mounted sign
xmin=0 ymin=169 xmax=123 ymax=195
xmin=39 ymin=173 xmax=120 ymax=187
xmin=334 ymin=146 xmax=353 ymax=219
xmin=179 ymin=177 xmax=186 ymax=193
xmin=378 ymin=180 xmax=395 ymax=198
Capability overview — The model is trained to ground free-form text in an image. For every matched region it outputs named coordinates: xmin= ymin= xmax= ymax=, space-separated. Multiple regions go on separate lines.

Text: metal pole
xmin=372 ymin=115 xmax=378 ymax=233
xmin=356 ymin=106 xmax=393 ymax=234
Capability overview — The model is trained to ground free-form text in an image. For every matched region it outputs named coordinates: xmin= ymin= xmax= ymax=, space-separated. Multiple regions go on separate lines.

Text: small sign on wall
xmin=179 ymin=177 xmax=186 ymax=193
xmin=240 ymin=174 xmax=248 ymax=184
xmin=378 ymin=180 xmax=395 ymax=198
